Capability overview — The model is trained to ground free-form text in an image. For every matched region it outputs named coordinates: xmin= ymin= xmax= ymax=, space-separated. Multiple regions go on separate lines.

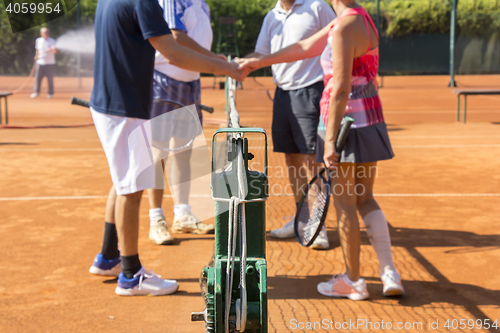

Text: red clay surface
xmin=0 ymin=75 xmax=499 ymax=332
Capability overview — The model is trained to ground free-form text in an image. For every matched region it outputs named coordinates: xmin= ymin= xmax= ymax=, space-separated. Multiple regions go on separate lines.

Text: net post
xmin=449 ymin=0 xmax=457 ymax=87
xmin=76 ymin=1 xmax=82 ymax=89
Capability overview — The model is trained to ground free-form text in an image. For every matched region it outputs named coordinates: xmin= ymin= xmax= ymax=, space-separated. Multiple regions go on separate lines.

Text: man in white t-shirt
xmin=31 ymin=27 xmax=58 ymax=99
xmin=146 ymin=0 xmax=226 ymax=245
xmin=247 ymin=0 xmax=336 ymax=249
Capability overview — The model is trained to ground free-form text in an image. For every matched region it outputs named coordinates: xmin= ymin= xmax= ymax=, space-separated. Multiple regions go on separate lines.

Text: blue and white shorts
xmin=151 ymin=70 xmax=202 ymax=122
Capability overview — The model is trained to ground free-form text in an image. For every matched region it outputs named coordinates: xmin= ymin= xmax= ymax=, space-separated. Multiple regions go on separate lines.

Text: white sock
xmin=149 ymin=208 xmax=164 ymax=224
xmin=174 ymin=204 xmax=191 ymax=218
xmin=363 ymin=210 xmax=396 ymax=273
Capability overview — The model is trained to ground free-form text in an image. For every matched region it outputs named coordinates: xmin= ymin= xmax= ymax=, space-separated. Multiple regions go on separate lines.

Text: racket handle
xmin=200 ymin=104 xmax=214 ymax=113
xmin=335 ymin=116 xmax=354 ymax=152
xmin=71 ymin=97 xmax=90 ymax=108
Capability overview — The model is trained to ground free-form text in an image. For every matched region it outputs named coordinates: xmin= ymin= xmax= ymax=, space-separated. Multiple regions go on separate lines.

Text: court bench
xmin=453 ymin=89 xmax=500 ymax=123
xmin=0 ymin=91 xmax=12 ymax=124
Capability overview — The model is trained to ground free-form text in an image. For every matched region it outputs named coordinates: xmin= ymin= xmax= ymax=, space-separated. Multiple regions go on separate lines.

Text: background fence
xmin=361 ymin=0 xmax=500 ymax=75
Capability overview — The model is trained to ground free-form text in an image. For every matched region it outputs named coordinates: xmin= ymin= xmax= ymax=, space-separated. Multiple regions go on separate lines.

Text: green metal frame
xmin=193 ymin=128 xmax=268 ymax=333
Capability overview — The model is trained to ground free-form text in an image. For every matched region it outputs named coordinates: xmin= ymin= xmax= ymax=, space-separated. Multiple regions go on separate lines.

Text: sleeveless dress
xmin=316 ymin=7 xmax=394 ymax=164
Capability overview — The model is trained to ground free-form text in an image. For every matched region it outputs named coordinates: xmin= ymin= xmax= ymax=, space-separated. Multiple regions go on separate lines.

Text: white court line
xmin=0 ymin=195 xmax=107 ymax=201
xmin=392 ymin=144 xmax=500 ymax=148
xmin=384 ymin=110 xmax=500 ymax=114
xmin=392 ymin=135 xmax=500 ymax=139
xmin=375 ymin=193 xmax=500 ymax=197
xmin=1 ymin=193 xmax=499 ymax=201
xmin=0 ymin=148 xmax=102 ymax=152
xmin=2 ymin=144 xmax=499 ymax=152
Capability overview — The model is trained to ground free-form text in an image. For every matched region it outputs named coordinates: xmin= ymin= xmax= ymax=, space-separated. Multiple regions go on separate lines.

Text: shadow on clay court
xmin=267 ymin=223 xmax=499 ymax=332
xmin=0 ymin=142 xmax=37 ymax=146
xmin=386 ymin=124 xmax=405 ymax=132
xmin=160 ymin=236 xmax=214 ymax=246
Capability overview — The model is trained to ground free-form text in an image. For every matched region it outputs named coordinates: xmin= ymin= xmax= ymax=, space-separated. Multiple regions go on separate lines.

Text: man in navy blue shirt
xmin=88 ymin=0 xmax=246 ymax=296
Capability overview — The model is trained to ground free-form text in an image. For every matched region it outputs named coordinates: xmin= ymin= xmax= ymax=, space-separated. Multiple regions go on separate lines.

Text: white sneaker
xmin=317 ymin=273 xmax=369 ymax=301
xmin=88 ymin=253 xmax=121 ymax=277
xmin=172 ymin=212 xmax=214 ymax=234
xmin=310 ymin=225 xmax=329 ymax=250
xmin=381 ymin=268 xmax=405 ymax=296
xmin=47 ymin=94 xmax=53 ymax=99
xmin=30 ymin=93 xmax=38 ymax=98
xmin=149 ymin=216 xmax=174 ymax=245
xmin=115 ymin=267 xmax=178 ymax=296
xmin=270 ymin=217 xmax=295 ymax=239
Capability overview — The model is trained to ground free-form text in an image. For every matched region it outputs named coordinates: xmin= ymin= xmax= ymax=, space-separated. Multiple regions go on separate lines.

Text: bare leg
xmin=115 ymin=191 xmax=143 ymax=256
xmin=332 ymin=163 xmax=361 ymax=281
xmin=285 ymin=153 xmax=308 ymax=205
xmin=302 ymin=153 xmax=322 ymax=178
xmin=105 ymin=185 xmax=117 ymax=223
xmin=356 ymin=163 xmax=381 ymax=218
xmin=147 ymin=188 xmax=164 ymax=209
xmin=170 ymin=148 xmax=193 ymax=205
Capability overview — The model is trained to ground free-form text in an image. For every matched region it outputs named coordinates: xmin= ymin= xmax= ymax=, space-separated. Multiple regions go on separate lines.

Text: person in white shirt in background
xmin=31 ymin=27 xmax=58 ymax=99
xmin=247 ymin=0 xmax=336 ymax=250
xmin=147 ymin=0 xmax=226 ymax=245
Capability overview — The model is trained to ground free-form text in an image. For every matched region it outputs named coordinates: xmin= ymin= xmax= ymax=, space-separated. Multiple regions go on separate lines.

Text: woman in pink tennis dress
xmin=239 ymin=0 xmax=404 ymax=300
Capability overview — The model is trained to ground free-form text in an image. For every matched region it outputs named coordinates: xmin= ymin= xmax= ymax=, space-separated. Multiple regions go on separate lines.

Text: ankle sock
xmin=362 ymin=210 xmax=396 ymax=273
xmin=174 ymin=204 xmax=191 ymax=217
xmin=121 ymin=254 xmax=142 ymax=279
xmin=101 ymin=222 xmax=119 ymax=260
xmin=149 ymin=208 xmax=164 ymax=223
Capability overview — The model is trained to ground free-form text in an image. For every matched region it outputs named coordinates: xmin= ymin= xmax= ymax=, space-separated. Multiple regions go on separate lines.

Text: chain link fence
xmin=360 ymin=0 xmax=500 ymax=75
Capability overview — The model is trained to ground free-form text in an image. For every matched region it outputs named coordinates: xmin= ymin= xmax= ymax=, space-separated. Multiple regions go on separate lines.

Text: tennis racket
xmin=70 ymin=96 xmax=213 ymax=113
xmin=294 ymin=116 xmax=354 ymax=247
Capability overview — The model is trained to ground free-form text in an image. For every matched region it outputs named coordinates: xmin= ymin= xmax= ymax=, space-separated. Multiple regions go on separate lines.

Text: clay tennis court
xmin=0 ymin=75 xmax=499 ymax=332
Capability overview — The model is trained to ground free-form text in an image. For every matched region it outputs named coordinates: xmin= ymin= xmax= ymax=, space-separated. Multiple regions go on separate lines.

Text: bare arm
xmin=34 ymin=49 xmax=39 ymax=60
xmin=149 ymin=34 xmax=246 ymax=80
xmin=245 ymin=52 xmax=263 ymax=59
xmin=171 ymin=29 xmax=224 ymax=60
xmin=323 ymin=23 xmax=355 ymax=169
xmin=238 ymin=19 xmax=335 ymax=70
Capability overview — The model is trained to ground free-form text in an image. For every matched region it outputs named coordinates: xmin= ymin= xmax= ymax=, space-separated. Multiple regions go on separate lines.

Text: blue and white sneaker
xmin=89 ymin=253 xmax=121 ymax=277
xmin=115 ymin=267 xmax=179 ymax=296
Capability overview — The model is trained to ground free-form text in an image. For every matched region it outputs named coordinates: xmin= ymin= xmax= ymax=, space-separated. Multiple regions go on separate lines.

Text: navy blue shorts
xmin=151 ymin=70 xmax=203 ymax=124
xmin=272 ymin=81 xmax=323 ymax=155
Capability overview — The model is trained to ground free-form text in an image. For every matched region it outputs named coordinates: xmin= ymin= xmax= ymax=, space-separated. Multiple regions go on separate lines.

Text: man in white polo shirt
xmin=248 ymin=0 xmax=335 ymax=249
xmin=31 ymin=27 xmax=57 ymax=99
xmin=146 ymin=0 xmax=223 ymax=245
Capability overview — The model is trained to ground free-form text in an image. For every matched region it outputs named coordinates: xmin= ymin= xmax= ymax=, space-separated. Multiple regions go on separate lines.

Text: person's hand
xmin=34 ymin=55 xmax=38 ymax=60
xmin=226 ymin=61 xmax=250 ymax=82
xmin=235 ymin=57 xmax=261 ymax=72
xmin=323 ymin=141 xmax=340 ymax=169
xmin=216 ymin=53 xmax=228 ymax=61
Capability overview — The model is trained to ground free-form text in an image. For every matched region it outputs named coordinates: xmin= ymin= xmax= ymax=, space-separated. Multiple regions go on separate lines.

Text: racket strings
xmin=298 ymin=180 xmax=329 ymax=244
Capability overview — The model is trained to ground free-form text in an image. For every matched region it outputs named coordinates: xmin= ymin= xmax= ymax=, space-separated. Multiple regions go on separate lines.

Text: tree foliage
xmin=361 ymin=0 xmax=500 ymax=37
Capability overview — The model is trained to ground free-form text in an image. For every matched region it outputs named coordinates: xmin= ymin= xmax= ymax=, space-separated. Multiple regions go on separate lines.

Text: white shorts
xmin=91 ymin=108 xmax=164 ymax=195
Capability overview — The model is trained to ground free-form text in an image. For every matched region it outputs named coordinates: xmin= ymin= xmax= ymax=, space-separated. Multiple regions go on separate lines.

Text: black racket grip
xmin=71 ymin=97 xmax=90 ymax=108
xmin=335 ymin=116 xmax=354 ymax=153
xmin=200 ymin=104 xmax=214 ymax=113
